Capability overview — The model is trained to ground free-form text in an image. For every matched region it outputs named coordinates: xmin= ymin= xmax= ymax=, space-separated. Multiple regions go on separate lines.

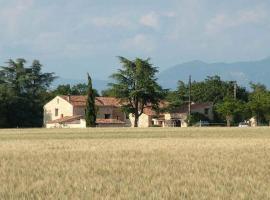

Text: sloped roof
xmin=143 ymin=102 xmax=213 ymax=116
xmin=96 ymin=119 xmax=125 ymax=124
xmin=60 ymin=96 xmax=121 ymax=107
xmin=47 ymin=115 xmax=83 ymax=124
xmin=47 ymin=115 xmax=125 ymax=125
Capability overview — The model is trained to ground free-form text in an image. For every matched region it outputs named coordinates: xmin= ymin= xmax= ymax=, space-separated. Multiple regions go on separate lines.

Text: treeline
xmin=165 ymin=76 xmax=270 ymax=126
xmin=1 ymin=58 xmax=270 ymax=128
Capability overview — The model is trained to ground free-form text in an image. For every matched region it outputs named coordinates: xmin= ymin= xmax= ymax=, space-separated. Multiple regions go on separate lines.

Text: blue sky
xmin=0 ymin=0 xmax=270 ymax=80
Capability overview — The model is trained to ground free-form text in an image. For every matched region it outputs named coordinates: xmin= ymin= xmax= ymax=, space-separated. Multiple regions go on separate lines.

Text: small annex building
xmin=129 ymin=102 xmax=214 ymax=127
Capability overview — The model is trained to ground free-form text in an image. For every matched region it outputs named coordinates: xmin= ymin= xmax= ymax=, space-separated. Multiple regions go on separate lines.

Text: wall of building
xmin=192 ymin=106 xmax=214 ymax=120
xmin=43 ymin=96 xmax=73 ymax=125
xmin=74 ymin=106 xmax=126 ymax=121
xmin=129 ymin=113 xmax=152 ymax=127
xmin=46 ymin=119 xmax=86 ymax=128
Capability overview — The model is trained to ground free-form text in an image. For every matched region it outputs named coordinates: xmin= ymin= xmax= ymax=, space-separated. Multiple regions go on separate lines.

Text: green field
xmin=0 ymin=128 xmax=270 ymax=199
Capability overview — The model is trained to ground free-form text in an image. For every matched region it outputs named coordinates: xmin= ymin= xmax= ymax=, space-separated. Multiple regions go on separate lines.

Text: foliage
xmin=188 ymin=112 xmax=210 ymax=126
xmin=85 ymin=73 xmax=97 ymax=127
xmin=0 ymin=59 xmax=56 ymax=127
xmin=247 ymin=83 xmax=270 ymax=124
xmin=166 ymin=75 xmax=251 ymax=125
xmin=101 ymin=88 xmax=117 ymax=97
xmin=109 ymin=57 xmax=165 ymax=127
xmin=53 ymin=83 xmax=99 ymax=96
xmin=171 ymin=76 xmax=249 ymax=104
xmin=215 ymin=97 xmax=244 ymax=126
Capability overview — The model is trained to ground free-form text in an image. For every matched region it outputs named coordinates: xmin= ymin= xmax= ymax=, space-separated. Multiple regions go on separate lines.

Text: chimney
xmin=67 ymin=94 xmax=71 ymax=102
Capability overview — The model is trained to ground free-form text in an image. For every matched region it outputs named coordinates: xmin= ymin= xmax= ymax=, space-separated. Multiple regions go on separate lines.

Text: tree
xmin=175 ymin=76 xmax=249 ymax=104
xmin=216 ymin=97 xmax=243 ymax=127
xmin=85 ymin=73 xmax=97 ymax=127
xmin=247 ymin=83 xmax=270 ymax=125
xmin=53 ymin=83 xmax=99 ymax=96
xmin=109 ymin=57 xmax=165 ymax=127
xmin=0 ymin=58 xmax=55 ymax=127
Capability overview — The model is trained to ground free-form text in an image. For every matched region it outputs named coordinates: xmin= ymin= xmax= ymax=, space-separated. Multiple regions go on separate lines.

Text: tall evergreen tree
xmin=109 ymin=57 xmax=165 ymax=127
xmin=0 ymin=58 xmax=55 ymax=127
xmin=85 ymin=73 xmax=96 ymax=127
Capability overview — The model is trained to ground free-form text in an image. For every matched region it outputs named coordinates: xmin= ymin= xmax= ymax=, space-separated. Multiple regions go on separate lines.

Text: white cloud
xmin=206 ymin=7 xmax=267 ymax=34
xmin=121 ymin=34 xmax=156 ymax=53
xmin=0 ymin=0 xmax=33 ymax=33
xmin=140 ymin=12 xmax=159 ymax=29
xmin=90 ymin=17 xmax=131 ymax=28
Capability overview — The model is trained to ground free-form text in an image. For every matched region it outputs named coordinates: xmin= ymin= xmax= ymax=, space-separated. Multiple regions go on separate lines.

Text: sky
xmin=0 ymin=0 xmax=270 ymax=80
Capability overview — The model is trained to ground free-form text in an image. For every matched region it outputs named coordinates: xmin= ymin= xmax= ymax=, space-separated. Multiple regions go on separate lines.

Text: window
xmin=126 ymin=114 xmax=129 ymax=119
xmin=204 ymin=108 xmax=209 ymax=115
xmin=55 ymin=108 xmax=59 ymax=117
xmin=105 ymin=114 xmax=111 ymax=119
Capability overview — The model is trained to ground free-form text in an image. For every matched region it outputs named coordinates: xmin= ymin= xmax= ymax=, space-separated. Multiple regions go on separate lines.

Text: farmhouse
xmin=44 ymin=95 xmax=213 ymax=128
xmin=44 ymin=95 xmax=130 ymax=128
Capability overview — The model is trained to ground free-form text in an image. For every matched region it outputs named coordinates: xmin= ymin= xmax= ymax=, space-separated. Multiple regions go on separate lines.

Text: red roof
xmin=143 ymin=102 xmax=213 ymax=116
xmin=173 ymin=102 xmax=213 ymax=113
xmin=96 ymin=119 xmax=125 ymax=124
xmin=48 ymin=115 xmax=125 ymax=125
xmin=48 ymin=115 xmax=83 ymax=124
xmin=60 ymin=96 xmax=121 ymax=107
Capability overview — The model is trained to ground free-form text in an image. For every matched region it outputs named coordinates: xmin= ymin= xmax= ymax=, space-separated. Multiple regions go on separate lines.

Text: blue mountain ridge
xmin=55 ymin=57 xmax=270 ymax=91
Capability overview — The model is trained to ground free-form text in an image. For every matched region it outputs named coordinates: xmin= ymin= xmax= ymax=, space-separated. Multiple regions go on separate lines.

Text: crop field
xmin=0 ymin=127 xmax=270 ymax=200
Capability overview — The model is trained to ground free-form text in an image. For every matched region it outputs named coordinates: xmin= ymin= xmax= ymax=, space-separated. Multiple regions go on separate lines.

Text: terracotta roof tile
xmin=143 ymin=102 xmax=213 ymax=116
xmin=48 ymin=115 xmax=125 ymax=125
xmin=96 ymin=119 xmax=125 ymax=124
xmin=173 ymin=102 xmax=213 ymax=113
xmin=60 ymin=96 xmax=121 ymax=107
xmin=48 ymin=115 xmax=83 ymax=124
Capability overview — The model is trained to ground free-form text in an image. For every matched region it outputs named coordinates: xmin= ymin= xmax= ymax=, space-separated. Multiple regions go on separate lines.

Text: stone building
xmin=44 ymin=95 xmax=130 ymax=128
xmin=44 ymin=95 xmax=213 ymax=128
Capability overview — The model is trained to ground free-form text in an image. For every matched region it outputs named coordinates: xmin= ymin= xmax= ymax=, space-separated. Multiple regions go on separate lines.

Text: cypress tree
xmin=85 ymin=73 xmax=96 ymax=127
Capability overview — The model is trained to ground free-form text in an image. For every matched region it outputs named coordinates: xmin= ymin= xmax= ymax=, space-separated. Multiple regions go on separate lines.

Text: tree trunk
xmin=226 ymin=116 xmax=232 ymax=127
xmin=134 ymin=115 xmax=139 ymax=127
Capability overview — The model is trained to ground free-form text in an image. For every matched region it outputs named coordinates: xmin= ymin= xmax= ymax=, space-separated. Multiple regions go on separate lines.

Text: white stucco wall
xmin=46 ymin=119 xmax=86 ymax=128
xmin=129 ymin=113 xmax=152 ymax=127
xmin=43 ymin=96 xmax=73 ymax=125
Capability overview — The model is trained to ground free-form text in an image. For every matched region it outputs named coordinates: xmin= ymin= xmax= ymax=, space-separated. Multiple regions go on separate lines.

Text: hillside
xmin=158 ymin=57 xmax=270 ymax=89
xmin=54 ymin=57 xmax=270 ymax=91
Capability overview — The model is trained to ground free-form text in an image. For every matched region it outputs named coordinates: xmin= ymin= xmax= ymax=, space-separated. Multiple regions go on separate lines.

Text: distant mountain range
xmin=158 ymin=57 xmax=270 ymax=90
xmin=55 ymin=57 xmax=270 ymax=92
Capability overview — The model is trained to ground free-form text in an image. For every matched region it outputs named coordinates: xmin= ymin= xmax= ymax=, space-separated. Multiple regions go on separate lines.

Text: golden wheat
xmin=0 ymin=128 xmax=270 ymax=199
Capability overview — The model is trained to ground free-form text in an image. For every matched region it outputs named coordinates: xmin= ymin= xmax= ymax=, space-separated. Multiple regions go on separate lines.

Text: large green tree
xmin=172 ymin=76 xmax=249 ymax=104
xmin=247 ymin=83 xmax=270 ymax=125
xmin=109 ymin=57 xmax=165 ymax=127
xmin=85 ymin=73 xmax=97 ymax=127
xmin=216 ymin=97 xmax=244 ymax=127
xmin=0 ymin=59 xmax=55 ymax=127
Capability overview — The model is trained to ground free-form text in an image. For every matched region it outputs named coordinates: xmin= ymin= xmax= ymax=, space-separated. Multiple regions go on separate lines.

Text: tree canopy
xmin=109 ymin=57 xmax=165 ymax=127
xmin=0 ymin=59 xmax=56 ymax=127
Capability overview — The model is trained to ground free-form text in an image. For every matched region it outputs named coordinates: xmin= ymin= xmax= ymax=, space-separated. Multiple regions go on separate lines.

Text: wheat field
xmin=0 ymin=127 xmax=270 ymax=199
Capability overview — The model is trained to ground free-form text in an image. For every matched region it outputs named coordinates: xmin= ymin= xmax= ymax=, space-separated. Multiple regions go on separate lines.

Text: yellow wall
xmin=43 ymin=96 xmax=73 ymax=125
xmin=129 ymin=113 xmax=152 ymax=127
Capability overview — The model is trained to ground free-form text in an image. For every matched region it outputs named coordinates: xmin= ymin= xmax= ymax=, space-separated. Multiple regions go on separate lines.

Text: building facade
xmin=44 ymin=95 xmax=213 ymax=128
xmin=44 ymin=95 xmax=130 ymax=128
